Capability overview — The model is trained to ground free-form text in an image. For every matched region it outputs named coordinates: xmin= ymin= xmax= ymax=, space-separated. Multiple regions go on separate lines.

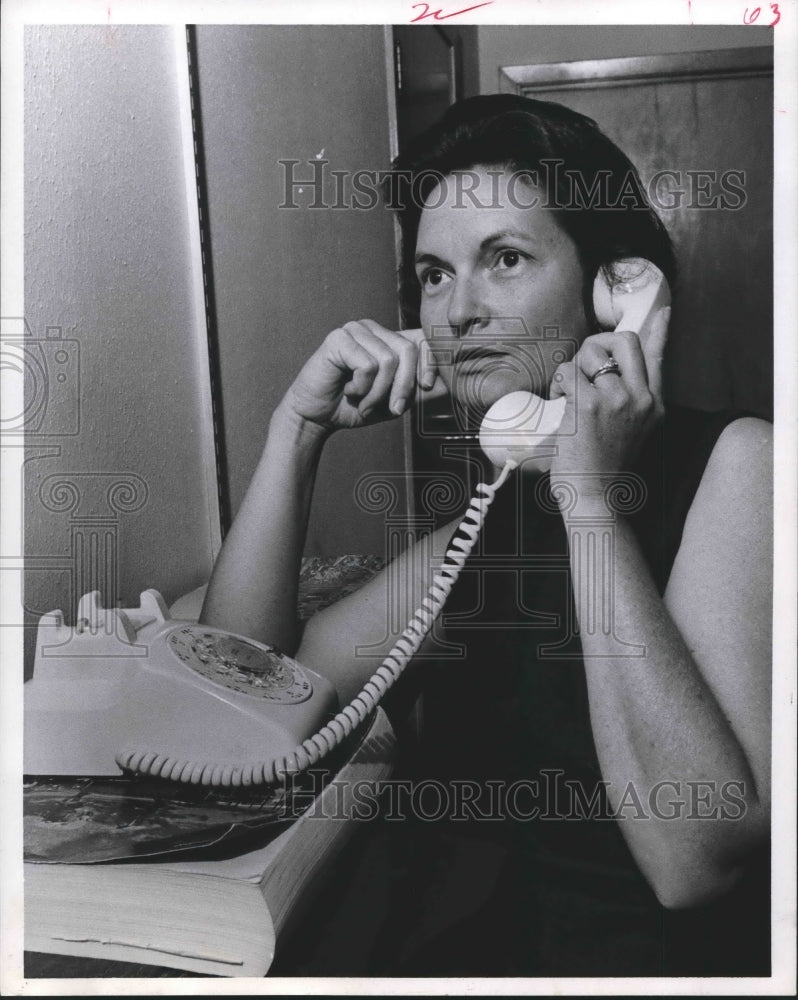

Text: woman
xmin=200 ymin=96 xmax=771 ymax=976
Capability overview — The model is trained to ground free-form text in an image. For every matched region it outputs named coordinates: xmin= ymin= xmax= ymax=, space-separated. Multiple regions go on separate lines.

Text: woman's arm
xmin=199 ymin=401 xmax=327 ymax=653
xmin=550 ymin=316 xmax=771 ymax=907
xmin=294 ymin=516 xmax=462 ymax=704
xmin=568 ymin=417 xmax=771 ymax=908
xmin=199 ymin=319 xmax=451 ymax=700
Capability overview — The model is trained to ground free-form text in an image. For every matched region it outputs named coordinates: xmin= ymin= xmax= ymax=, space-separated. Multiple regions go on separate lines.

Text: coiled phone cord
xmin=263 ymin=458 xmax=518 ymax=783
xmin=117 ymin=459 xmax=516 ymax=786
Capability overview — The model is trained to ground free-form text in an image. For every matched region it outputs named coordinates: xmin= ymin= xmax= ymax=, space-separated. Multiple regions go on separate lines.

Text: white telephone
xmin=479 ymin=258 xmax=671 ymax=471
xmin=24 ymin=590 xmax=340 ymax=785
xmin=24 ymin=258 xmax=669 ymax=789
xmin=23 ymin=473 xmax=513 ymax=788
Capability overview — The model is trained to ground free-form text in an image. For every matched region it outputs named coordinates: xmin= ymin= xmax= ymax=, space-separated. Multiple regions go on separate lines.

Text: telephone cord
xmin=117 ymin=459 xmax=516 ymax=786
xmin=261 ymin=458 xmax=517 ymax=783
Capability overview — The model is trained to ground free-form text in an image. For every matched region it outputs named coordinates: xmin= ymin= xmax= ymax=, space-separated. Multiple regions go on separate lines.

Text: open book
xmin=24 ymin=707 xmax=395 ymax=978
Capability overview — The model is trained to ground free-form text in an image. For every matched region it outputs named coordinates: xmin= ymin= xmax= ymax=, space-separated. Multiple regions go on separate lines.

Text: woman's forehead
xmin=416 ymin=167 xmax=566 ymax=254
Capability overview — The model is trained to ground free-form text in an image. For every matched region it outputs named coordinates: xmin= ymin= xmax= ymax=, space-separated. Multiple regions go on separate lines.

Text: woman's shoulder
xmin=661 ymin=406 xmax=768 ymax=448
xmin=708 ymin=414 xmax=772 ymax=461
xmin=654 ymin=407 xmax=771 ymax=492
xmin=629 ymin=408 xmax=771 ymax=591
xmin=690 ymin=414 xmax=772 ymax=522
xmin=674 ymin=412 xmax=772 ymax=573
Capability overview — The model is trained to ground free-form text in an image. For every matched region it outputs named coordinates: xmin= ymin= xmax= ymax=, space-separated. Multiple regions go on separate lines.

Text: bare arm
xmin=569 ymin=418 xmax=771 ymax=907
xmin=199 ymin=319 xmax=449 ymax=701
xmin=549 ymin=314 xmax=771 ymax=906
xmin=200 ymin=402 xmax=327 ymax=653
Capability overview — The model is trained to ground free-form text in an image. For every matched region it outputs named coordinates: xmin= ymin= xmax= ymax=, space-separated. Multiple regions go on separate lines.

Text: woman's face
xmin=415 ymin=165 xmax=590 ymax=416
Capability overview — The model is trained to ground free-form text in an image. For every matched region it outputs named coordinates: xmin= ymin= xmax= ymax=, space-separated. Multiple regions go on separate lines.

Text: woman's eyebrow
xmin=415 ymin=229 xmax=537 ymax=268
xmin=414 ymin=251 xmax=448 ymax=268
xmin=479 ymin=229 xmax=536 ymax=251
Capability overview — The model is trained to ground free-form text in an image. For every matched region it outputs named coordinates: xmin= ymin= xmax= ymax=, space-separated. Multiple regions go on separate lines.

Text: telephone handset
xmin=24 ymin=259 xmax=670 ymax=789
xmin=479 ymin=258 xmax=671 ymax=472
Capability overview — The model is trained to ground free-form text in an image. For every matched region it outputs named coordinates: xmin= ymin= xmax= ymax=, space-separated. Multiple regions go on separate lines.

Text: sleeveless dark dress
xmin=375 ymin=407 xmax=770 ymax=977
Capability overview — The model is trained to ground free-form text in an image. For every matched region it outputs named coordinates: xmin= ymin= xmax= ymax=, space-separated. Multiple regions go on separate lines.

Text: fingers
xmin=549 ymin=326 xmax=658 ymax=415
xmin=572 ymin=339 xmax=627 ymax=403
xmin=394 ymin=326 xmax=449 ymax=402
xmin=399 ymin=327 xmax=437 ymax=391
xmin=326 ymin=329 xmax=382 ymax=401
xmin=548 ymin=358 xmax=578 ymax=400
xmin=583 ymin=304 xmax=670 ymax=406
xmin=642 ymin=306 xmax=670 ymax=411
xmin=347 ymin=320 xmax=406 ymax=416
xmin=582 ymin=330 xmax=648 ymax=395
xmin=416 ymin=374 xmax=451 ymax=402
xmin=335 ymin=320 xmax=442 ymax=418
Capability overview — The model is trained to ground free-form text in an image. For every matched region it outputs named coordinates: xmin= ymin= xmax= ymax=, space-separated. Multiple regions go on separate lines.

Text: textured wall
xmin=24 ymin=25 xmax=218 ymax=664
xmin=194 ymin=25 xmax=408 ymax=556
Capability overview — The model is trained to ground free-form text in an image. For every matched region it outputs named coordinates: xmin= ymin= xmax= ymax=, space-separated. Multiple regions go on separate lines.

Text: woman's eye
xmin=420 ymin=268 xmax=451 ymax=291
xmin=495 ymin=249 xmax=524 ymax=270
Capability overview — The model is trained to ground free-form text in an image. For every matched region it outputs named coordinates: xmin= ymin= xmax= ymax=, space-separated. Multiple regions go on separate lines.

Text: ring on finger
xmin=588 ymin=358 xmax=622 ymax=383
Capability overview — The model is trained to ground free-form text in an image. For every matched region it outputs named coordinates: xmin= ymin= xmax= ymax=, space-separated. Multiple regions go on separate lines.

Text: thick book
xmin=24 ymin=707 xmax=395 ymax=978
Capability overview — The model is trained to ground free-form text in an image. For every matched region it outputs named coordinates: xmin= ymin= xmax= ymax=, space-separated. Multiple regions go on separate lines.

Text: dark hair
xmin=387 ymin=94 xmax=676 ymax=328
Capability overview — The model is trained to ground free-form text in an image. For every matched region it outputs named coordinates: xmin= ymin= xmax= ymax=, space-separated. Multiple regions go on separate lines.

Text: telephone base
xmin=24 ymin=590 xmax=339 ymax=786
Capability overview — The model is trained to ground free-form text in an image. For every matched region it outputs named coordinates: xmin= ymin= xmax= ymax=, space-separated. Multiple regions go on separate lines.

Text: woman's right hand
xmin=281 ymin=319 xmax=446 ymax=433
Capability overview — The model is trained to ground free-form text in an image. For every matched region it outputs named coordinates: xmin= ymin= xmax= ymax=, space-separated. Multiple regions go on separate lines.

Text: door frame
xmin=499 ymin=46 xmax=772 ymax=94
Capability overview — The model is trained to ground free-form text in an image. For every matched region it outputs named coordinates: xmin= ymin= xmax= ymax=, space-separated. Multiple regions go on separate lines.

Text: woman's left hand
xmin=549 ymin=306 xmax=670 ymax=481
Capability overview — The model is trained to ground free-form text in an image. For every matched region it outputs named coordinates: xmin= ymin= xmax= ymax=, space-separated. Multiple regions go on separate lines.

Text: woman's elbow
xmin=652 ymin=861 xmax=742 ymax=910
xmin=649 ymin=810 xmax=769 ymax=909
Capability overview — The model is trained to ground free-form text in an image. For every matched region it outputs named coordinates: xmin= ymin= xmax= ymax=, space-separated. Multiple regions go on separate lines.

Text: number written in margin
xmin=743 ymin=4 xmax=780 ymax=25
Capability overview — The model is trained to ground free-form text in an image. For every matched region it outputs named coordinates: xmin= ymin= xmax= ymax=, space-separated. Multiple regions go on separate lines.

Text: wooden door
xmin=501 ymin=47 xmax=773 ymax=419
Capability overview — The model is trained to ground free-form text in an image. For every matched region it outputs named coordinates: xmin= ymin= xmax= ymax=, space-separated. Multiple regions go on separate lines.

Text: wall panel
xmin=24 ymin=25 xmax=218 ymax=668
xmin=194 ymin=25 xmax=408 ymax=556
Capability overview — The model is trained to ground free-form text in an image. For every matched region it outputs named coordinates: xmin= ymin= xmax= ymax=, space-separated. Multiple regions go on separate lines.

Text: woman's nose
xmin=446 ymin=276 xmax=485 ymax=337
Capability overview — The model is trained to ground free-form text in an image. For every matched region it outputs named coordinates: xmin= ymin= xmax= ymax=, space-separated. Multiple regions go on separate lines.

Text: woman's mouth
xmin=449 ymin=345 xmax=549 ymax=407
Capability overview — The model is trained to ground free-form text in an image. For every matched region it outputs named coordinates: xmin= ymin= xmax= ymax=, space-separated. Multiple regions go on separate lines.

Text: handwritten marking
xmin=411 ymin=1 xmax=494 ymax=23
xmin=743 ymin=3 xmax=780 ymax=24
